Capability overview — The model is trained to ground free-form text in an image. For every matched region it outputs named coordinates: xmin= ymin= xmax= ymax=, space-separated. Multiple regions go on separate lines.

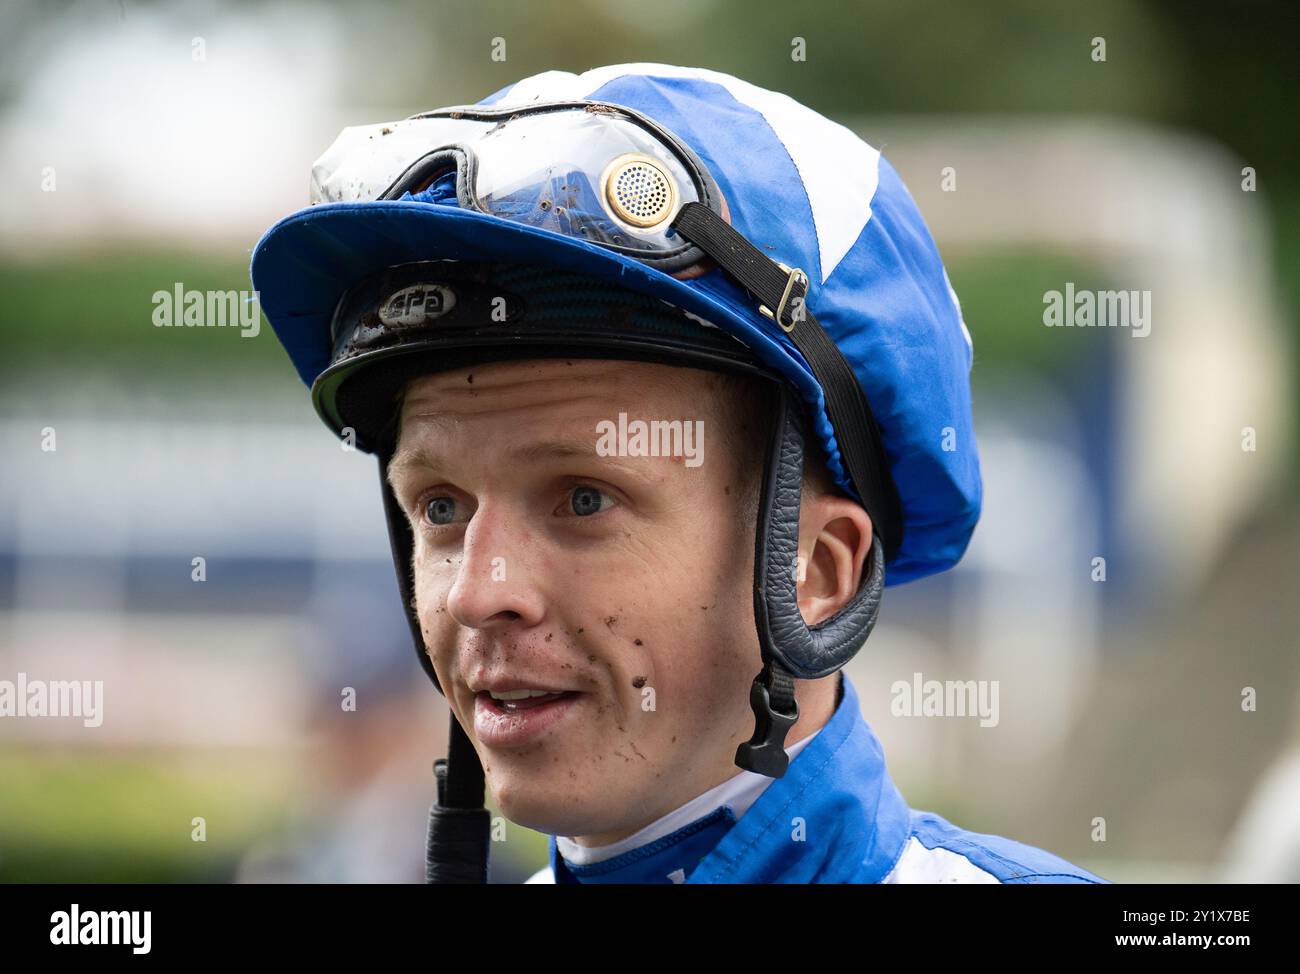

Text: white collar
xmin=556 ymin=727 xmax=821 ymax=866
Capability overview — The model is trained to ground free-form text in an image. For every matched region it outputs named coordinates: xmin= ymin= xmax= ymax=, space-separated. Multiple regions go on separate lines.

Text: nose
xmin=445 ymin=498 xmax=546 ymax=632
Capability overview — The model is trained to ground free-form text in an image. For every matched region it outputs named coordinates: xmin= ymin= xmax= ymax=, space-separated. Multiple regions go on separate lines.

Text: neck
xmin=560 ymin=672 xmax=842 ymax=856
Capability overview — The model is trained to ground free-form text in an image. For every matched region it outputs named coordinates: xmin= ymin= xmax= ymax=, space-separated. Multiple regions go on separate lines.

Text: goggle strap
xmin=672 ymin=202 xmax=904 ymax=561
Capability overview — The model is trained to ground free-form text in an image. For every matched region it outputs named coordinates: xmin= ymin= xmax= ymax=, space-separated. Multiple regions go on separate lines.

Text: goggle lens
xmin=310 ymin=103 xmax=709 ymax=259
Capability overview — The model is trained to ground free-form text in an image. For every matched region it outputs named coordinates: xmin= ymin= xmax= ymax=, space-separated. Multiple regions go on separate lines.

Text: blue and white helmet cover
xmin=250 ymin=63 xmax=982 ymax=585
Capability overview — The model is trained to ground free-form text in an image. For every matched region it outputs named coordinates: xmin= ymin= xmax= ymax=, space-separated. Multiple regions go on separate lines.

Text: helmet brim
xmin=251 ymin=199 xmax=815 ymax=392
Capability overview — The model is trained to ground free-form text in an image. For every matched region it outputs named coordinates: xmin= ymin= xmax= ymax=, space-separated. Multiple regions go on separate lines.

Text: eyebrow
xmin=386 ymin=438 xmax=614 ymax=486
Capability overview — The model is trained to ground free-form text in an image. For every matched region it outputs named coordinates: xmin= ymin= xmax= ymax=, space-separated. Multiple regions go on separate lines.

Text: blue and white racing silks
xmin=525 ymin=672 xmax=1108 ymax=885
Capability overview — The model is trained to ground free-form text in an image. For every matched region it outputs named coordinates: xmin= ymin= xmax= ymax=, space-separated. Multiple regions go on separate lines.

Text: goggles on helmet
xmin=310 ymin=100 xmax=726 ymax=274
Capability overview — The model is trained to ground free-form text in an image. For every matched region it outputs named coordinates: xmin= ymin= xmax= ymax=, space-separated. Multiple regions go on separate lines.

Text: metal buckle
xmin=758 ymin=261 xmax=809 ymax=333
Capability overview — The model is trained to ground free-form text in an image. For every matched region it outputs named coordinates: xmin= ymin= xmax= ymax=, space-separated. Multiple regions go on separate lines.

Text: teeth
xmin=490 ymin=688 xmax=561 ymax=701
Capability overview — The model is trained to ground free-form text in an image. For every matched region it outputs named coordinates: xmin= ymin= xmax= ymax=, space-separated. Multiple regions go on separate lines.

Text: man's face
xmin=387 ymin=358 xmax=764 ymax=842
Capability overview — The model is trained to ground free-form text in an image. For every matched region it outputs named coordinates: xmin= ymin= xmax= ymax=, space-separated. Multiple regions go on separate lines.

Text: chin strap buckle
xmin=758 ymin=262 xmax=809 ymax=333
xmin=734 ymin=660 xmax=800 ymax=778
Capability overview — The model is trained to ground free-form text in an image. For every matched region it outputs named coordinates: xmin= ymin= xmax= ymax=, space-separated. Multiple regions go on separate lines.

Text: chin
xmin=489 ymin=773 xmax=561 ymax=826
xmin=488 ymin=774 xmax=610 ymax=838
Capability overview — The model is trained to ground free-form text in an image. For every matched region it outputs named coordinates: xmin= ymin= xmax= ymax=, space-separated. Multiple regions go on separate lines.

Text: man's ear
xmin=795 ymin=492 xmax=874 ymax=627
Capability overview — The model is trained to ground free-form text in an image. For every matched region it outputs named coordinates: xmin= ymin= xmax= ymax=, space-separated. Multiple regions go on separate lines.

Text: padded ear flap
xmin=752 ymin=384 xmax=886 ymax=679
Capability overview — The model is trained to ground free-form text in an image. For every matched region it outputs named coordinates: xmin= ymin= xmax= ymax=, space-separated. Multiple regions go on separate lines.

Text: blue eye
xmin=569 ymin=485 xmax=611 ymax=517
xmin=425 ymin=496 xmax=458 ymax=525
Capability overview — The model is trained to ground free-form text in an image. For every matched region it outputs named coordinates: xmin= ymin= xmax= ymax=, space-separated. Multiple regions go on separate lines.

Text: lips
xmin=473 ymin=683 xmax=576 ymax=699
xmin=473 ymin=689 xmax=583 ymax=748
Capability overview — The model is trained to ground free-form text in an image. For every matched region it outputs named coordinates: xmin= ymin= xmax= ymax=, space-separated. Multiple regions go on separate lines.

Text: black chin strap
xmin=735 ymin=382 xmax=887 ymax=777
xmin=673 ymin=203 xmax=895 ymax=778
xmin=426 ymin=712 xmax=492 ymax=884
xmin=377 ymin=452 xmax=490 ymax=884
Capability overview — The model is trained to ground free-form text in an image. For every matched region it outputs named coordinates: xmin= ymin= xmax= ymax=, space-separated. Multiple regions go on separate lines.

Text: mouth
xmin=483 ymin=688 xmax=579 ymax=710
xmin=473 ymin=689 xmax=584 ymax=749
